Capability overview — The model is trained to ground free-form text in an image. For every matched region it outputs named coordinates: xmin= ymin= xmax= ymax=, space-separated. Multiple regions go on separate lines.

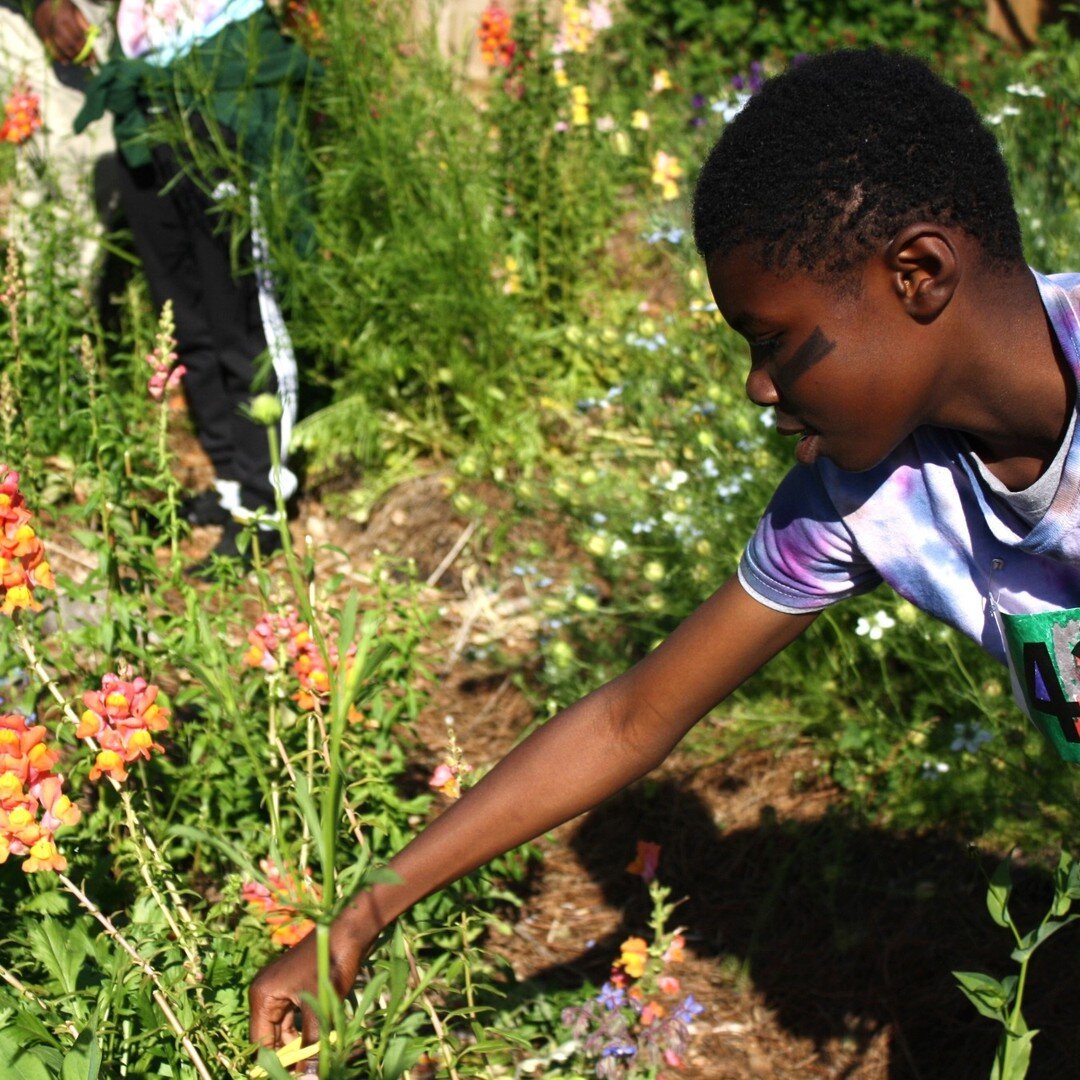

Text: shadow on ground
xmin=516 ymin=780 xmax=1076 ymax=1079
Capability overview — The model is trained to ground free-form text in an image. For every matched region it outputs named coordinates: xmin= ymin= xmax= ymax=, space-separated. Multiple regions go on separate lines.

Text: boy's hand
xmin=249 ymin=918 xmax=368 ymax=1051
xmin=248 ymin=577 xmax=817 ymax=1055
xmin=32 ymin=0 xmax=90 ymax=64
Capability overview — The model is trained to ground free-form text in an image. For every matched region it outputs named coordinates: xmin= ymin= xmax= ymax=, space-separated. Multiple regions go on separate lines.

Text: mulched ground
xmin=113 ymin=421 xmax=1077 ymax=1079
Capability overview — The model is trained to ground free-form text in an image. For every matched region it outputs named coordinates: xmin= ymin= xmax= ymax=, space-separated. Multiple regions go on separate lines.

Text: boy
xmin=249 ymin=49 xmax=1080 ymax=1049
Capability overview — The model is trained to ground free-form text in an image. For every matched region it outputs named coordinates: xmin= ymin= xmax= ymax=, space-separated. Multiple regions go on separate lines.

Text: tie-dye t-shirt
xmin=117 ymin=0 xmax=263 ymax=65
xmin=739 ymin=269 xmax=1080 ymax=666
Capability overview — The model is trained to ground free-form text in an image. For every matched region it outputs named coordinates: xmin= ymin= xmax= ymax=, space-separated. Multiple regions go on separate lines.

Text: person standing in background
xmin=51 ymin=0 xmax=315 ymax=572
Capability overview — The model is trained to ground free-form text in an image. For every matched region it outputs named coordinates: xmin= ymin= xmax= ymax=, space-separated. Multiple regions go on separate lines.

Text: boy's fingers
xmin=249 ymin=987 xmax=293 ymax=1047
xmin=300 ymin=999 xmax=320 ymax=1047
xmin=280 ymin=1009 xmax=300 ymax=1046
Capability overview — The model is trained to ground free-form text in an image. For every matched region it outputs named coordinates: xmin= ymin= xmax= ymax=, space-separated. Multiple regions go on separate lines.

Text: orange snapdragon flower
xmin=0 ymin=712 xmax=80 ymax=873
xmin=0 ymin=82 xmax=42 ymax=145
xmin=478 ymin=3 xmax=515 ymax=68
xmin=79 ymin=672 xmax=169 ymax=781
xmin=662 ymin=932 xmax=685 ymax=964
xmin=428 ymin=763 xmax=461 ymax=799
xmin=616 ymin=936 xmax=650 ymax=979
xmin=242 ymin=858 xmax=319 ymax=947
xmin=0 ymin=468 xmax=55 ymax=616
xmin=245 ymin=607 xmax=356 ymax=714
xmin=23 ymin=836 xmax=66 ymax=872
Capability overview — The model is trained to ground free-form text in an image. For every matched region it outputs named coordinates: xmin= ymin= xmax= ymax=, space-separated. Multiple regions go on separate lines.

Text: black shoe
xmin=179 ymin=488 xmax=232 ymax=527
xmin=185 ymin=519 xmax=284 ymax=580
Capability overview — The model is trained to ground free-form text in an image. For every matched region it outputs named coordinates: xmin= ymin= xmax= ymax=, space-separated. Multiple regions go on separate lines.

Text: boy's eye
xmin=750 ymin=335 xmax=782 ymax=357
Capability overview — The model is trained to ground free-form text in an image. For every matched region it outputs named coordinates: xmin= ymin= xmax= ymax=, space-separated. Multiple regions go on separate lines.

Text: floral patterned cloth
xmin=117 ymin=0 xmax=263 ymax=64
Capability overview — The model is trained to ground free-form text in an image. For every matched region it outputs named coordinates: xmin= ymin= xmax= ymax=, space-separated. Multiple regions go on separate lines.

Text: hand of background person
xmin=32 ymin=0 xmax=90 ymax=64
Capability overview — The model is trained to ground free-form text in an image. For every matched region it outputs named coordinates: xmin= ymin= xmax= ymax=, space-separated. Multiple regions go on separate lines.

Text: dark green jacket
xmin=75 ymin=7 xmax=317 ymax=174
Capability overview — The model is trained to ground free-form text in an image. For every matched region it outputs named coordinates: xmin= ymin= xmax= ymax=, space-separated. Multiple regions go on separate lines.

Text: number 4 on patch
xmin=1022 ymin=642 xmax=1080 ymax=743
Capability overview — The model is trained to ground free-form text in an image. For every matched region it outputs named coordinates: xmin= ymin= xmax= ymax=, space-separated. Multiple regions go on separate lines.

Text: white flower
xmin=920 ymin=760 xmax=950 ymax=779
xmin=1006 ymin=82 xmax=1045 ymax=97
xmin=663 ymin=469 xmax=689 ymax=491
xmin=759 ymin=410 xmax=776 ymax=428
xmin=711 ymin=92 xmax=751 ymax=122
xmin=587 ymin=2 xmax=613 ymax=32
xmin=855 ymin=610 xmax=896 ymax=640
xmin=984 ymin=104 xmax=1021 ymax=125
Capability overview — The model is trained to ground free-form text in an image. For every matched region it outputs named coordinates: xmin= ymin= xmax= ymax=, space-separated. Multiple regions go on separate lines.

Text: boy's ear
xmin=883 ymin=225 xmax=960 ymax=324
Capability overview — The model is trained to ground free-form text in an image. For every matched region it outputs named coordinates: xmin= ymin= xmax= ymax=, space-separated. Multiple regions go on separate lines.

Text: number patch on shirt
xmin=1000 ymin=610 xmax=1080 ymax=763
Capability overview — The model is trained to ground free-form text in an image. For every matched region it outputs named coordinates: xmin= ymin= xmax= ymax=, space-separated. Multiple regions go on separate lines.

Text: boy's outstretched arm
xmin=249 ymin=575 xmax=817 ymax=1048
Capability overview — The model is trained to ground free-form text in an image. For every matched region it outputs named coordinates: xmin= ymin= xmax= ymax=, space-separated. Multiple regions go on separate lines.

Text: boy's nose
xmin=745 ymin=367 xmax=779 ymax=407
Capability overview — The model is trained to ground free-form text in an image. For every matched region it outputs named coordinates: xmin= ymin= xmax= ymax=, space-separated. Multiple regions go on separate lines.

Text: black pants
xmin=116 ymin=138 xmax=297 ymax=514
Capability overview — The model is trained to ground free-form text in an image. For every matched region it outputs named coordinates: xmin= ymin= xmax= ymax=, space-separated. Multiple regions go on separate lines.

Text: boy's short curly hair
xmin=692 ymin=50 xmax=1024 ymax=278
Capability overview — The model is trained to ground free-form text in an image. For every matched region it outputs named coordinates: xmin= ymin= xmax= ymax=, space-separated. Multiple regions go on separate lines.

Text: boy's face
xmin=707 ymin=246 xmax=940 ymax=472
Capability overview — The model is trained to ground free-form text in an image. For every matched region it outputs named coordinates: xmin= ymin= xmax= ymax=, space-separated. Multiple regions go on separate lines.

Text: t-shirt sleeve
xmin=739 ymin=465 xmax=882 ymax=614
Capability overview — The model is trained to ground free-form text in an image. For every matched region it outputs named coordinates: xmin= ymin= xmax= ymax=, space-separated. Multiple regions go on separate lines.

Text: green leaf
xmin=986 ymin=858 xmax=1013 ymax=929
xmin=27 ymin=919 xmax=86 ymax=996
xmin=167 ymin=824 xmax=263 ymax=883
xmin=355 ymin=969 xmax=389 ymax=1017
xmin=1066 ymin=856 xmax=1080 ymax=901
xmin=990 ymin=1027 xmax=1039 ymax=1080
xmin=291 ymin=774 xmax=328 ymax=877
xmin=61 ymin=1028 xmax=101 ymax=1080
xmin=17 ymin=890 xmax=71 ymax=917
xmin=0 ymin=1026 xmax=53 ymax=1080
xmin=954 ymin=970 xmax=1011 ymax=1021
xmin=1051 ymin=852 xmax=1074 ymax=915
xmin=253 ymin=1046 xmax=294 ymax=1080
xmin=1010 ymin=914 xmax=1079 ymax=962
xmin=381 ymin=1036 xmax=420 ymax=1080
xmin=385 ymin=926 xmax=410 ymax=1019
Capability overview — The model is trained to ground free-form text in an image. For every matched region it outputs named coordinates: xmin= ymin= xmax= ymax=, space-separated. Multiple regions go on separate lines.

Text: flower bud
xmin=248 ymin=394 xmax=283 ymax=426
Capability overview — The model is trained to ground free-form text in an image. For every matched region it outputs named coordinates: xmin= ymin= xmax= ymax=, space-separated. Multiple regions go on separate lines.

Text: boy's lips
xmin=772 ymin=414 xmax=822 ymax=462
xmin=794 ymin=431 xmax=822 ymax=464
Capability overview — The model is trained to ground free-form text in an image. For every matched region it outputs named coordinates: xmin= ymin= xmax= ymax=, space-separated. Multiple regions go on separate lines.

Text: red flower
xmin=478 ymin=4 xmax=516 ymax=68
xmin=0 ymin=83 xmax=42 ymax=145
xmin=627 ymin=839 xmax=661 ymax=883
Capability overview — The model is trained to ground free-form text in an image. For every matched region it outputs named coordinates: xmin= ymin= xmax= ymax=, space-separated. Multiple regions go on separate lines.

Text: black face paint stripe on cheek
xmin=784 ymin=326 xmax=836 ymax=383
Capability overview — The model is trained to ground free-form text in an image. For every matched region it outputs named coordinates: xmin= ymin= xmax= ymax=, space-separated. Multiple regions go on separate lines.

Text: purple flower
xmin=749 ymin=60 xmax=765 ymax=93
xmin=596 ymin=982 xmax=626 ymax=1010
xmin=690 ymin=115 xmax=705 ymax=128
xmin=731 ymin=73 xmax=745 ymax=91
xmin=691 ymin=93 xmax=707 ymax=110
xmin=674 ymin=994 xmax=704 ymax=1023
xmin=600 ymin=1043 xmax=637 ymax=1058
